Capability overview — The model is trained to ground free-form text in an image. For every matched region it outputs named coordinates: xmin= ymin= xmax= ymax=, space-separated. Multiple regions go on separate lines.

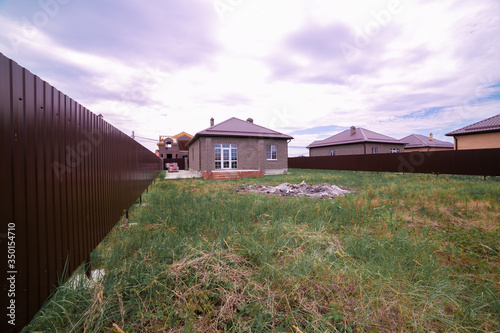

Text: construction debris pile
xmin=236 ymin=181 xmax=350 ymax=199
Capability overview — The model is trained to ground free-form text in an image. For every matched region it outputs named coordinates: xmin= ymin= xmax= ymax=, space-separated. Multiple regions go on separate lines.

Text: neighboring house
xmin=445 ymin=113 xmax=500 ymax=150
xmin=157 ymin=131 xmax=193 ymax=159
xmin=400 ymin=133 xmax=454 ymax=152
xmin=187 ymin=117 xmax=293 ymax=179
xmin=307 ymin=126 xmax=405 ymax=156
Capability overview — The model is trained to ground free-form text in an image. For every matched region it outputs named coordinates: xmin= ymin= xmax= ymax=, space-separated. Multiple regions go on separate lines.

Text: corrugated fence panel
xmin=0 ymin=53 xmax=162 ymax=332
xmin=0 ymin=52 xmax=14 ymax=333
xmin=289 ymin=149 xmax=500 ymax=176
xmin=11 ymin=62 xmax=29 ymax=329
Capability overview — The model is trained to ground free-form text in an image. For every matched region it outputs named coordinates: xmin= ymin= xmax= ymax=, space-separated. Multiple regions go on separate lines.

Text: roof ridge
xmin=359 ymin=127 xmax=368 ymax=141
xmin=415 ymin=134 xmax=428 ymax=145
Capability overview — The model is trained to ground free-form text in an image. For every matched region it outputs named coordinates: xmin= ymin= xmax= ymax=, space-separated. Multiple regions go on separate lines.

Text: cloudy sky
xmin=1 ymin=0 xmax=499 ymax=156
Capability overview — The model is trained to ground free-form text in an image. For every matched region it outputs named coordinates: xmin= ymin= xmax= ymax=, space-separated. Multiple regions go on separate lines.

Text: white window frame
xmin=391 ymin=148 xmax=399 ymax=153
xmin=267 ymin=145 xmax=277 ymax=160
xmin=329 ymin=149 xmax=335 ymax=156
xmin=215 ymin=144 xmax=237 ymax=169
xmin=371 ymin=147 xmax=378 ymax=154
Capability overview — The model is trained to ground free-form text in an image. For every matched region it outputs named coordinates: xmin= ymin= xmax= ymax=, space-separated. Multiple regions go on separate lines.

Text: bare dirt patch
xmin=236 ymin=182 xmax=350 ymax=199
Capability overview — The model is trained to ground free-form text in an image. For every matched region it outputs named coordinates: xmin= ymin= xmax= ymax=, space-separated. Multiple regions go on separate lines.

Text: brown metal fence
xmin=288 ymin=149 xmax=500 ymax=176
xmin=0 ymin=53 xmax=161 ymax=332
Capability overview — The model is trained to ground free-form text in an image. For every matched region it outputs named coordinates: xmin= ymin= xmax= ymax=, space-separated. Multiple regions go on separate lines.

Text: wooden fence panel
xmin=0 ymin=53 xmax=162 ymax=332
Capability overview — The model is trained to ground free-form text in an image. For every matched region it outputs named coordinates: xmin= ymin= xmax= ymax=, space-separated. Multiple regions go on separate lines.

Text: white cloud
xmin=1 ymin=0 xmax=499 ymax=154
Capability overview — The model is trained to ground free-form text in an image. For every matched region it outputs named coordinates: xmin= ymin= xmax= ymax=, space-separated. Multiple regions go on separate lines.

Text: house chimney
xmin=350 ymin=126 xmax=356 ymax=135
xmin=246 ymin=118 xmax=253 ymax=123
xmin=430 ymin=133 xmax=433 ymax=141
xmin=210 ymin=117 xmax=214 ymax=127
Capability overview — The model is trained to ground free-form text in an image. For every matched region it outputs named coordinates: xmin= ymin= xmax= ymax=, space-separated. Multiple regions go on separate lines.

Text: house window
xmin=329 ymin=149 xmax=335 ymax=156
xmin=267 ymin=145 xmax=277 ymax=160
xmin=215 ymin=144 xmax=237 ymax=169
xmin=391 ymin=148 xmax=399 ymax=153
xmin=167 ymin=154 xmax=172 ymax=159
xmin=371 ymin=147 xmax=378 ymax=154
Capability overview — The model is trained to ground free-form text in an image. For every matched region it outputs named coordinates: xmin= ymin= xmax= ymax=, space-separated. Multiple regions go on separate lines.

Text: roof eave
xmin=446 ymin=128 xmax=500 ymax=136
xmin=309 ymin=139 xmax=404 ymax=148
xmin=187 ymin=133 xmax=293 ymax=146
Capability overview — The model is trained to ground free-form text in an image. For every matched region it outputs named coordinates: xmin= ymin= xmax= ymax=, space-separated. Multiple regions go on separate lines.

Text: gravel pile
xmin=236 ymin=181 xmax=350 ymax=199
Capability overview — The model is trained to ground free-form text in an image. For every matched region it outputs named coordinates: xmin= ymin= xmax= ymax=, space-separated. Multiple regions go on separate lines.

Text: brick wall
xmin=189 ymin=136 xmax=288 ymax=171
xmin=188 ymin=140 xmax=201 ymax=170
xmin=455 ymin=132 xmax=500 ymax=150
xmin=158 ymin=144 xmax=188 ymax=159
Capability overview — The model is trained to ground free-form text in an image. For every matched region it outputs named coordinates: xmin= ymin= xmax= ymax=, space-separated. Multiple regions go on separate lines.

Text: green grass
xmin=25 ymin=170 xmax=500 ymax=332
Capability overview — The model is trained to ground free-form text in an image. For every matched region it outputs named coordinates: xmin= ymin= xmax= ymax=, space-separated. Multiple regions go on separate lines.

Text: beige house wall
xmin=455 ymin=132 xmax=500 ymax=150
xmin=404 ymin=147 xmax=454 ymax=152
xmin=309 ymin=143 xmax=405 ymax=156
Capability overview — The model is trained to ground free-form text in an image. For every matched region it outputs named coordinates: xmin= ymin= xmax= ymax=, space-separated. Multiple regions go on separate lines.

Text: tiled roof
xmin=446 ymin=113 xmax=500 ymax=136
xmin=307 ymin=127 xmax=403 ymax=149
xmin=188 ymin=117 xmax=293 ymax=145
xmin=400 ymin=134 xmax=454 ymax=149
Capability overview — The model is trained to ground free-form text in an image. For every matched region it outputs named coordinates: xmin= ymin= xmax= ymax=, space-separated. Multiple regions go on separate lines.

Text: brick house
xmin=187 ymin=117 xmax=293 ymax=179
xmin=307 ymin=126 xmax=405 ymax=156
xmin=446 ymin=113 xmax=500 ymax=150
xmin=400 ymin=133 xmax=454 ymax=152
xmin=157 ymin=132 xmax=193 ymax=159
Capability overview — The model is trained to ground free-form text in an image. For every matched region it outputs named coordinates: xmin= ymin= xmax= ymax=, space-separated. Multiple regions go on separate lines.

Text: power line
xmin=135 ymin=136 xmax=159 ymax=142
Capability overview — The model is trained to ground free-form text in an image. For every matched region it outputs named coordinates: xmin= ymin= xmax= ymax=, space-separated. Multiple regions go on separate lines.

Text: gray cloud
xmin=43 ymin=0 xmax=220 ymax=68
xmin=266 ymin=21 xmax=401 ymax=83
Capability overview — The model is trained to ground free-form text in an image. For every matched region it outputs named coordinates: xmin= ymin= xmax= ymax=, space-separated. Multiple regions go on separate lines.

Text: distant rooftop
xmin=446 ymin=113 xmax=500 ymax=136
xmin=401 ymin=134 xmax=454 ymax=149
xmin=307 ymin=127 xmax=403 ymax=149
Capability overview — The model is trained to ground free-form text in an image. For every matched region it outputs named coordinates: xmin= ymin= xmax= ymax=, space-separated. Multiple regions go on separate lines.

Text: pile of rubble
xmin=236 ymin=181 xmax=350 ymax=199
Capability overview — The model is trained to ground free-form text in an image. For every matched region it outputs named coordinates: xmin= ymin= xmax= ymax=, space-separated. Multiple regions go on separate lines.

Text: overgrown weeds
xmin=25 ymin=170 xmax=500 ymax=332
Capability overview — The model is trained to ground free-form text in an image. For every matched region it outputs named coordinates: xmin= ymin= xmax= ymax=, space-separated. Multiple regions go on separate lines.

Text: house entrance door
xmin=221 ymin=147 xmax=231 ymax=169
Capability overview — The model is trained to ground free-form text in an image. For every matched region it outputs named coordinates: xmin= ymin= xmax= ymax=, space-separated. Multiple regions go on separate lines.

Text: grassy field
xmin=26 ymin=170 xmax=500 ymax=332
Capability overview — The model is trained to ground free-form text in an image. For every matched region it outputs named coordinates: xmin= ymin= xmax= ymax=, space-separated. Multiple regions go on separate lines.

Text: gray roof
xmin=446 ymin=113 xmax=500 ymax=136
xmin=307 ymin=127 xmax=403 ymax=149
xmin=400 ymin=134 xmax=454 ymax=149
xmin=188 ymin=117 xmax=293 ymax=146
